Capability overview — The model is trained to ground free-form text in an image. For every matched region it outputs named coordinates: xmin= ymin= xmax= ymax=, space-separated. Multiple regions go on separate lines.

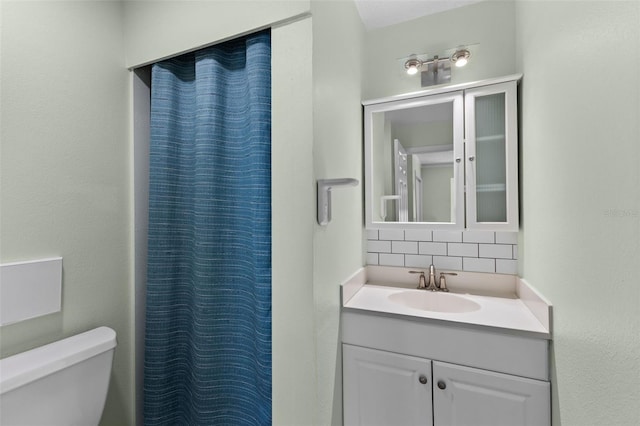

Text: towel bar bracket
xmin=317 ymin=178 xmax=359 ymax=226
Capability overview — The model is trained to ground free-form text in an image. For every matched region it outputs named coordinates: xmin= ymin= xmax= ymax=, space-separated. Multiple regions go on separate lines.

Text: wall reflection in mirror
xmin=371 ymin=101 xmax=457 ymax=223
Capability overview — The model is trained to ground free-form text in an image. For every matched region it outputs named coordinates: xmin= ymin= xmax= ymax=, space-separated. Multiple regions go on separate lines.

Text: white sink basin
xmin=388 ymin=291 xmax=481 ymax=313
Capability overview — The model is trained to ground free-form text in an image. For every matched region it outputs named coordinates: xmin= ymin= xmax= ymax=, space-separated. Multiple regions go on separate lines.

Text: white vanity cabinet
xmin=343 ymin=343 xmax=549 ymax=426
xmin=433 ymin=361 xmax=550 ymax=426
xmin=342 ymin=309 xmax=551 ymax=426
xmin=364 ymin=74 xmax=520 ymax=231
xmin=343 ymin=344 xmax=432 ymax=425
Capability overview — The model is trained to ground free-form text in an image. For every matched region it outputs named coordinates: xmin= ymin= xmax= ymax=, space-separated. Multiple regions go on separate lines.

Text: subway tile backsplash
xmin=367 ymin=229 xmax=518 ymax=274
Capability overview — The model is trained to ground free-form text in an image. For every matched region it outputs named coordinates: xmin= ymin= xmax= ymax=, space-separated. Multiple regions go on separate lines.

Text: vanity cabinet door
xmin=343 ymin=344 xmax=432 ymax=426
xmin=464 ymin=81 xmax=519 ymax=231
xmin=432 ymin=361 xmax=550 ymax=426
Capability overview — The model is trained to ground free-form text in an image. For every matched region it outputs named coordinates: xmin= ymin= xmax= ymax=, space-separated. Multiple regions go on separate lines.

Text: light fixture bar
xmin=403 ymin=48 xmax=472 ymax=75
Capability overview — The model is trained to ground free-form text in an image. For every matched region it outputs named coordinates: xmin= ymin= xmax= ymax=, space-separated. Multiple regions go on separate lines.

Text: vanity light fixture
xmin=403 ymin=47 xmax=472 ymax=75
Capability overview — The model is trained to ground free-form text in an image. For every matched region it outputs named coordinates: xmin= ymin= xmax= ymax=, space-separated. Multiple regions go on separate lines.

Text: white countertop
xmin=344 ymin=285 xmax=549 ymax=338
xmin=341 ymin=267 xmax=552 ymax=339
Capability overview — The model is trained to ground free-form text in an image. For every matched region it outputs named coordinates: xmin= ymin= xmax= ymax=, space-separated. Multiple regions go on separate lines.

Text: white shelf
xmin=476 ymin=134 xmax=505 ymax=143
xmin=477 ymin=183 xmax=506 ymax=192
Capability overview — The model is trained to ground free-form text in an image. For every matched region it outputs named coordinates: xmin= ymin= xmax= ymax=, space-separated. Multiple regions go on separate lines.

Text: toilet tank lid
xmin=0 ymin=326 xmax=116 ymax=394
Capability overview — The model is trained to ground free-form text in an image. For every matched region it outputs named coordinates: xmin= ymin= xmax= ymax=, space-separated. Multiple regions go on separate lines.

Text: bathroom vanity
xmin=351 ymin=73 xmax=550 ymax=424
xmin=341 ymin=267 xmax=552 ymax=426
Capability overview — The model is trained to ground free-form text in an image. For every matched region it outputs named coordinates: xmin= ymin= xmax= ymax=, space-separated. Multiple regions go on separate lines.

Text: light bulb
xmin=404 ymin=57 xmax=422 ymax=76
xmin=451 ymin=48 xmax=471 ymax=68
xmin=455 ymin=57 xmax=468 ymax=67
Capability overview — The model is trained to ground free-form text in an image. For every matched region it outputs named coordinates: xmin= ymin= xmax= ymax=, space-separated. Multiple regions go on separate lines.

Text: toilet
xmin=0 ymin=326 xmax=117 ymax=426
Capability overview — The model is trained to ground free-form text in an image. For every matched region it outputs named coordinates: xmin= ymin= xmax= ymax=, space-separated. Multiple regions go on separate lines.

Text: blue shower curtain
xmin=144 ymin=30 xmax=271 ymax=425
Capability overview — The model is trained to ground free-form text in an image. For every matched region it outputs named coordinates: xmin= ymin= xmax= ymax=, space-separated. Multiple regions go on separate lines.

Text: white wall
xmin=311 ymin=1 xmax=365 ymax=424
xmin=0 ymin=2 xmax=133 ymax=424
xmin=131 ymin=66 xmax=150 ymax=426
xmin=515 ymin=1 xmax=640 ymax=424
xmin=363 ymin=0 xmax=516 ymax=100
xmin=123 ymin=0 xmax=310 ymax=68
xmin=271 ymin=17 xmax=317 ymax=426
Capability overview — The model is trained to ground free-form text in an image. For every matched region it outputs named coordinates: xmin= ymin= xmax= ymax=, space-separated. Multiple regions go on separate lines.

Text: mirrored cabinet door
xmin=364 ymin=92 xmax=465 ymax=229
xmin=464 ymin=81 xmax=518 ymax=231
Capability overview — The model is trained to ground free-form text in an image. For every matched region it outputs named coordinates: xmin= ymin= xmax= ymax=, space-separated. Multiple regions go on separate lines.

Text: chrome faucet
xmin=410 ymin=265 xmax=457 ymax=292
xmin=410 ymin=265 xmax=439 ymax=291
xmin=426 ymin=264 xmax=438 ymax=291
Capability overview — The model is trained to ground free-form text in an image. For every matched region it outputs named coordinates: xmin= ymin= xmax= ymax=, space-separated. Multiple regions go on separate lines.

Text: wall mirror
xmin=364 ymin=91 xmax=465 ymax=229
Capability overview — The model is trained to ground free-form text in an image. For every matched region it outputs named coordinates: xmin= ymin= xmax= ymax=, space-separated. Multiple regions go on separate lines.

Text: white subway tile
xmin=495 ymin=232 xmax=518 ymax=244
xmin=379 ymin=229 xmax=405 ymax=241
xmin=366 ymin=253 xmax=379 ymax=265
xmin=463 ymin=257 xmax=495 ymax=273
xmin=513 ymin=245 xmax=518 ymax=260
xmin=433 ymin=256 xmax=462 ymax=271
xmin=367 ymin=229 xmax=379 ymax=241
xmin=392 ymin=241 xmax=419 ymax=254
xmin=448 ymin=243 xmax=479 ymax=257
xmin=379 ymin=253 xmax=405 ymax=267
xmin=404 ymin=229 xmax=432 ymax=242
xmin=433 ymin=230 xmax=462 ymax=243
xmin=496 ymin=259 xmax=518 ymax=274
xmin=462 ymin=231 xmax=495 ymax=243
xmin=419 ymin=242 xmax=447 ymax=256
xmin=405 ymin=254 xmax=432 ymax=268
xmin=368 ymin=240 xmax=391 ymax=253
xmin=479 ymin=244 xmax=513 ymax=259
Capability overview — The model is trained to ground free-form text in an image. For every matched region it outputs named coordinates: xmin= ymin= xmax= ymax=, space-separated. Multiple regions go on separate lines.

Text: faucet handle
xmin=438 ymin=272 xmax=457 ymax=292
xmin=409 ymin=270 xmax=427 ymax=289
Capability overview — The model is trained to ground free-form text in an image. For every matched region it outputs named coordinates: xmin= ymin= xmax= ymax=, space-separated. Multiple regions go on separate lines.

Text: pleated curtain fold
xmin=144 ymin=30 xmax=271 ymax=425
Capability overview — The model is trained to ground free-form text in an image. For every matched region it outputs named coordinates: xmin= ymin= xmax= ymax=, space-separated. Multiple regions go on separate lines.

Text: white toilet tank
xmin=0 ymin=326 xmax=117 ymax=426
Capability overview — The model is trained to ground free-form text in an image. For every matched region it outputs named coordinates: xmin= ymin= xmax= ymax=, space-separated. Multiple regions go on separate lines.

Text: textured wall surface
xmin=123 ymin=0 xmax=310 ymax=68
xmin=272 ymin=17 xmax=317 ymax=425
xmin=362 ymin=0 xmax=516 ymax=100
xmin=516 ymin=1 xmax=640 ymax=425
xmin=0 ymin=2 xmax=133 ymax=424
xmin=311 ymin=1 xmax=365 ymax=424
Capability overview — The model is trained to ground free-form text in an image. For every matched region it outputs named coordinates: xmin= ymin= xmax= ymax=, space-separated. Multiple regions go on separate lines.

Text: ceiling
xmin=354 ymin=0 xmax=484 ymax=30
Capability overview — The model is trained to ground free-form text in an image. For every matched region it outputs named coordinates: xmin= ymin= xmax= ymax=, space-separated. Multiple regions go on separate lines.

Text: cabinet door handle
xmin=468 ymin=156 xmax=475 ymax=162
xmin=437 ymin=380 xmax=446 ymax=390
xmin=418 ymin=375 xmax=428 ymax=385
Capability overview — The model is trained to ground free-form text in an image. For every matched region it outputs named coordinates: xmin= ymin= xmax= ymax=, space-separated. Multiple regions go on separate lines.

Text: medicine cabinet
xmin=364 ymin=75 xmax=520 ymax=231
